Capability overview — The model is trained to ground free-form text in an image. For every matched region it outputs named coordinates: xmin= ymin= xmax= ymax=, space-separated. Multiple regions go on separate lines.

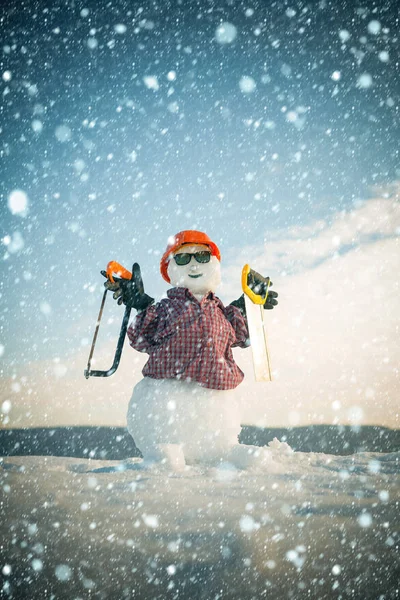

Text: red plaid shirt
xmin=127 ymin=287 xmax=249 ymax=390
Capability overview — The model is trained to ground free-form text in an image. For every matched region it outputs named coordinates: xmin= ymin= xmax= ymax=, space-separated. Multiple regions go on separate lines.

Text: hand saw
xmin=84 ymin=261 xmax=137 ymax=379
xmin=241 ymin=264 xmax=273 ymax=382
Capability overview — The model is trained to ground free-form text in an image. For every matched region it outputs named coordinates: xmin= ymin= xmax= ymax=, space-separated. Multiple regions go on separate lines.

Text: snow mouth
xmin=188 ymin=274 xmax=203 ymax=278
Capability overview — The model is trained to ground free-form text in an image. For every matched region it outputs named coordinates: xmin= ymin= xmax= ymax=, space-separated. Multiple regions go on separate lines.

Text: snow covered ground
xmin=1 ymin=441 xmax=399 ymax=599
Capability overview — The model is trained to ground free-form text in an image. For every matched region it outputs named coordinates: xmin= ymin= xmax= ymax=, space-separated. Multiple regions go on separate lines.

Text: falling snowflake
xmin=357 ymin=512 xmax=373 ymax=528
xmin=339 ymin=30 xmax=351 ymax=42
xmin=55 ymin=125 xmax=72 ymax=142
xmin=32 ymin=119 xmax=43 ymax=133
xmin=239 ymin=515 xmax=259 ymax=533
xmin=87 ymin=37 xmax=98 ymax=50
xmin=142 ymin=514 xmax=159 ymax=528
xmin=143 ymin=75 xmax=160 ymax=91
xmin=239 ymin=76 xmax=256 ymax=93
xmin=215 ymin=22 xmax=238 ymax=44
xmin=55 ymin=564 xmax=73 ymax=582
xmin=8 ymin=190 xmax=29 ymax=216
xmin=114 ymin=24 xmax=127 ymax=34
xmin=367 ymin=20 xmax=381 ymax=35
xmin=357 ymin=73 xmax=373 ymax=89
xmin=1 ymin=400 xmax=11 ymax=414
xmin=40 ymin=302 xmax=52 ymax=316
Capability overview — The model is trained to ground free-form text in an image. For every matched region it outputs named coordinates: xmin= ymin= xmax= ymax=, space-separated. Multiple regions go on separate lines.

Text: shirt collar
xmin=167 ymin=287 xmax=217 ymax=304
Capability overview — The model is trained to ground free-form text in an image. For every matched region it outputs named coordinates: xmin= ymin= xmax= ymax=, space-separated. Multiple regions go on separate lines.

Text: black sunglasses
xmin=173 ymin=251 xmax=212 ymax=266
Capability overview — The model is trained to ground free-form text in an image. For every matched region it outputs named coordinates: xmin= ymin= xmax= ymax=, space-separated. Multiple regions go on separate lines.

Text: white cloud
xmin=220 ymin=184 xmax=400 ymax=428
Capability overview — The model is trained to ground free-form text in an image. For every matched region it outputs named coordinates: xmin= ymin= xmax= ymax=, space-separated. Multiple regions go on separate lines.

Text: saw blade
xmin=245 ymin=294 xmax=272 ymax=382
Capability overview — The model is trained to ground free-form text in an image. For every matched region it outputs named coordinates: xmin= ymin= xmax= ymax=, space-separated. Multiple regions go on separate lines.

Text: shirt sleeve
xmin=224 ymin=304 xmax=250 ymax=348
xmin=127 ymin=304 xmax=162 ymax=353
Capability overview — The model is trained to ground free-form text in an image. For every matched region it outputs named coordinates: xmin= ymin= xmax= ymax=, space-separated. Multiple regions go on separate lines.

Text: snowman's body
xmin=127 ymin=378 xmax=241 ymax=464
xmin=125 ymin=238 xmax=250 ymax=467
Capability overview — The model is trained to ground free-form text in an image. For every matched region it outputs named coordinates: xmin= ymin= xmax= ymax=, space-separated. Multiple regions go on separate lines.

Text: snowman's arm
xmin=229 ymin=295 xmax=246 ymax=319
xmin=127 ymin=303 xmax=163 ymax=353
xmin=224 ymin=304 xmax=249 ymax=348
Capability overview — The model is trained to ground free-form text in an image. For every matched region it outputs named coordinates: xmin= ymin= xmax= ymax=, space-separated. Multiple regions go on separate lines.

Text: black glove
xmin=230 ymin=294 xmax=246 ymax=318
xmin=263 ymin=287 xmax=279 ymax=309
xmin=247 ymin=271 xmax=278 ymax=310
xmin=101 ymin=263 xmax=154 ymax=312
xmin=230 ymin=276 xmax=278 ymax=317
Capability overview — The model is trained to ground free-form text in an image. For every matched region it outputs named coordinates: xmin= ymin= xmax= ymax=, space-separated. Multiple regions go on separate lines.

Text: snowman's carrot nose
xmin=106 ymin=261 xmax=132 ymax=283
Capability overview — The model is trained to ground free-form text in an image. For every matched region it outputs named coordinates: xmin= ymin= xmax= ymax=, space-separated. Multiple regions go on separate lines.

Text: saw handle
xmin=242 ymin=264 xmax=271 ymax=305
xmin=106 ymin=261 xmax=132 ymax=283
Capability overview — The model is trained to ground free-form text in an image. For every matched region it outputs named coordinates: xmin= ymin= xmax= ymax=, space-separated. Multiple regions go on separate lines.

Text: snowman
xmin=106 ymin=230 xmax=278 ymax=470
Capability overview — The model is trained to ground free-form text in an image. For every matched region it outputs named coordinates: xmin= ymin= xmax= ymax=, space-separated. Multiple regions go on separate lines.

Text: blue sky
xmin=1 ymin=0 xmax=399 ymax=372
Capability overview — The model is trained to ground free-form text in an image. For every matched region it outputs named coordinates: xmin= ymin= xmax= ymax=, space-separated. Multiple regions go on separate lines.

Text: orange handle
xmin=106 ymin=261 xmax=132 ymax=283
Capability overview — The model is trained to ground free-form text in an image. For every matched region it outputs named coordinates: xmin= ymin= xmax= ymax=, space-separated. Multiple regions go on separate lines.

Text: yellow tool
xmin=242 ymin=264 xmax=273 ymax=382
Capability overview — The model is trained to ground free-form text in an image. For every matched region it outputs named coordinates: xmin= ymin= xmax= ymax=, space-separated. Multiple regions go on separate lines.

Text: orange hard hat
xmin=160 ymin=230 xmax=221 ymax=283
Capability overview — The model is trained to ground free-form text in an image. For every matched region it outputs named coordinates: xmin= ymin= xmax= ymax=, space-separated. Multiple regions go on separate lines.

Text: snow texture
xmin=1 ymin=446 xmax=399 ymax=598
xmin=127 ymin=378 xmax=241 ymax=466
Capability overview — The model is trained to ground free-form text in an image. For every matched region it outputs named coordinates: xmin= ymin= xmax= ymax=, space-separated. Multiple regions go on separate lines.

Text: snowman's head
xmin=160 ymin=230 xmax=222 ymax=295
xmin=167 ymin=243 xmax=221 ymax=295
